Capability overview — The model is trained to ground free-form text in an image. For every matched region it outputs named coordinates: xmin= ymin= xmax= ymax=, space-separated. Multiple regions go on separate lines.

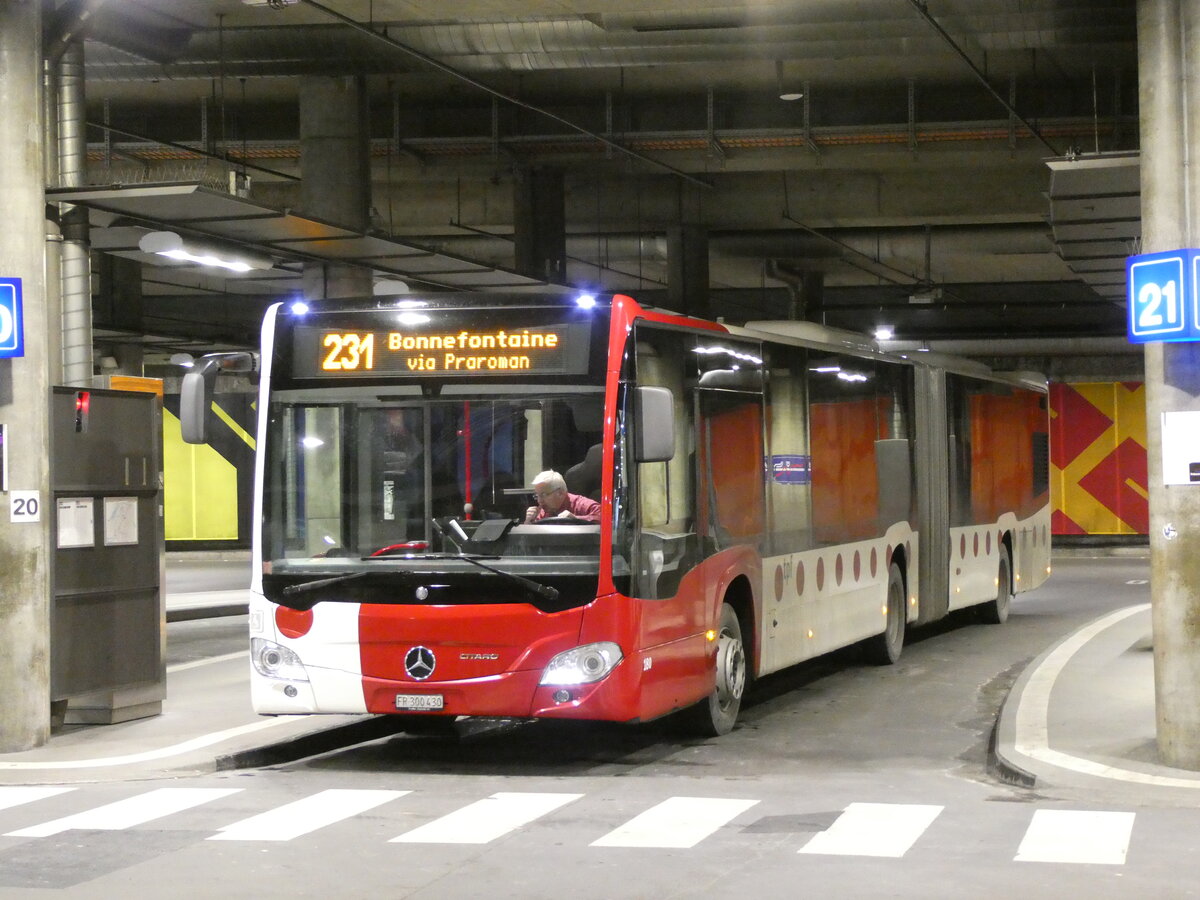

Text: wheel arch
xmin=889 ymin=543 xmax=911 ymax=619
xmin=721 ymin=573 xmax=756 ymax=679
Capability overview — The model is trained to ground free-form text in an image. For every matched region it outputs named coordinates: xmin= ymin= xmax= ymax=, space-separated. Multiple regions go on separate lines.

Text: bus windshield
xmin=260 ymin=388 xmax=607 ymax=607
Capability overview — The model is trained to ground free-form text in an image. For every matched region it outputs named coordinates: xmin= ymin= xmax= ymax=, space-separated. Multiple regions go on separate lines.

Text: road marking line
xmin=1012 ymin=603 xmax=1200 ymax=788
xmin=210 ymin=789 xmax=409 ymax=841
xmin=798 ymin=802 xmax=943 ymax=858
xmin=1015 ymin=809 xmax=1135 ymax=864
xmin=5 ymin=787 xmax=241 ymax=838
xmin=0 ymin=718 xmax=299 ymax=771
xmin=0 ymin=787 xmax=75 ymax=812
xmin=390 ymin=792 xmax=582 ymax=844
xmin=168 ymin=651 xmax=247 ymax=673
xmin=591 ymin=796 xmax=758 ymax=848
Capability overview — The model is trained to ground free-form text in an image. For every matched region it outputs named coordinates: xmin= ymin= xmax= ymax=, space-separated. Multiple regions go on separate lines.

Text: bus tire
xmin=685 ymin=602 xmax=746 ymax=737
xmin=864 ymin=563 xmax=906 ymax=665
xmin=979 ymin=548 xmax=1012 ymax=625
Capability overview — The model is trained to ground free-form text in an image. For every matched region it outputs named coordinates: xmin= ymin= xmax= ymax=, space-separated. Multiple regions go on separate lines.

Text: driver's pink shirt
xmin=533 ymin=492 xmax=601 ymax=523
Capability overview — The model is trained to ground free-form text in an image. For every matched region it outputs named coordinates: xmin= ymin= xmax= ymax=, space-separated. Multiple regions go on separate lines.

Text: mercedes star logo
xmin=404 ymin=646 xmax=436 ymax=681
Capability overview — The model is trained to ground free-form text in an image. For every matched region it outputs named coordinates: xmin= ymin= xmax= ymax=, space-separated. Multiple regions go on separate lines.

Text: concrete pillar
xmin=514 ymin=167 xmax=566 ymax=283
xmin=1140 ymin=0 xmax=1200 ymax=770
xmin=299 ymin=75 xmax=373 ymax=299
xmin=667 ymin=225 xmax=710 ymax=319
xmin=0 ymin=0 xmax=51 ymax=751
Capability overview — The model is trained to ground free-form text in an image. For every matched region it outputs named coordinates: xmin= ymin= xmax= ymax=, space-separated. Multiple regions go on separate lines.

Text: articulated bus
xmin=183 ymin=291 xmax=1050 ymax=736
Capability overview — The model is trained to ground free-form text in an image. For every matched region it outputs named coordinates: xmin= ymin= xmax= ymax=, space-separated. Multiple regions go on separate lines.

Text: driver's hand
xmin=556 ymin=510 xmax=572 ymax=518
xmin=524 ymin=506 xmax=537 ymax=524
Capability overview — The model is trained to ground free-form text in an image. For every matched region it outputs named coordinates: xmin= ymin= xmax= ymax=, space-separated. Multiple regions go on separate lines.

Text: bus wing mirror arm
xmin=634 ymin=385 xmax=675 ymax=463
xmin=180 ymin=351 xmax=257 ymax=444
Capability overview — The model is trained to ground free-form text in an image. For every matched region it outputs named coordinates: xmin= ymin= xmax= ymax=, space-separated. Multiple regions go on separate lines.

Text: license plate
xmin=395 ymin=693 xmax=444 ymax=711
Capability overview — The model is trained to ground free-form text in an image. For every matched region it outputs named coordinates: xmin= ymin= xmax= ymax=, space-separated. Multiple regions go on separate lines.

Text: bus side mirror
xmin=634 ymin=385 xmax=675 ymax=462
xmin=180 ymin=352 xmax=257 ymax=444
xmin=180 ymin=359 xmax=219 ymax=444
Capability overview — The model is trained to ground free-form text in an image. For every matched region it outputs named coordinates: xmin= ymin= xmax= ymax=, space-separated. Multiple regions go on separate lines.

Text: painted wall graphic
xmin=163 ymin=394 xmax=256 ymax=545
xmin=1049 ymin=382 xmax=1148 ymax=536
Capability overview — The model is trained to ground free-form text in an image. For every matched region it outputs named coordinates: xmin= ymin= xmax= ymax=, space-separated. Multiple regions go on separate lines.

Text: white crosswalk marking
xmin=1015 ymin=809 xmax=1136 ymax=865
xmin=4 ymin=788 xmax=242 ymax=838
xmin=798 ymin=803 xmax=944 ymax=858
xmin=209 ymin=789 xmax=409 ymax=842
xmin=591 ymin=796 xmax=759 ymax=848
xmin=0 ymin=786 xmax=75 ymax=812
xmin=390 ymin=792 xmax=582 ymax=844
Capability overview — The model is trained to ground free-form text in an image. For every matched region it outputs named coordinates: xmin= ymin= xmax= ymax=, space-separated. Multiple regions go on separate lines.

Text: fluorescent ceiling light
xmin=138 ymin=231 xmax=274 ymax=273
xmin=374 ymin=279 xmax=411 ymax=296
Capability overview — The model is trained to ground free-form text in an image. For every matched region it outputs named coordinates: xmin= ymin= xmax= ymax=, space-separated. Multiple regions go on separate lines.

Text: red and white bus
xmin=183 ymin=291 xmax=1051 ymax=735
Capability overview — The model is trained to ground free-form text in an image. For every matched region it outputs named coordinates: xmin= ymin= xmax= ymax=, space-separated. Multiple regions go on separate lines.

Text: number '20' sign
xmin=1128 ymin=251 xmax=1200 ymax=344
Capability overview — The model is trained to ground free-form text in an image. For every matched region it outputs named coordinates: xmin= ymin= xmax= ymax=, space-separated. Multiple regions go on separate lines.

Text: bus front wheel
xmin=685 ymin=602 xmax=746 ymax=737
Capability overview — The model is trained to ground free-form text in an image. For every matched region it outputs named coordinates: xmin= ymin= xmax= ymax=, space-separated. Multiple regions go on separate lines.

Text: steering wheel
xmin=530 ymin=515 xmax=593 ymax=526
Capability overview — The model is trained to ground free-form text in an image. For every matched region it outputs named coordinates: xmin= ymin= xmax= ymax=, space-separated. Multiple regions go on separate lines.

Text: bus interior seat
xmin=565 ymin=443 xmax=603 ymax=500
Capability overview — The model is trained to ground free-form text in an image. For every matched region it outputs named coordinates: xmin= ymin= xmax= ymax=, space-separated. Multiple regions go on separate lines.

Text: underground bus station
xmin=0 ymin=2 xmax=1199 ymax=896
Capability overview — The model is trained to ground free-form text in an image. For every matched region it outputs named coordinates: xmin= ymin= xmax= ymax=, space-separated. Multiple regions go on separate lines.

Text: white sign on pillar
xmin=9 ymin=490 xmax=40 ymax=523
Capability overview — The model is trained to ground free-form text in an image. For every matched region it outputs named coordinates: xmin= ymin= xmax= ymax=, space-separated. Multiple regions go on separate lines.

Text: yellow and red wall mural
xmin=1049 ymin=382 xmax=1147 ymax=536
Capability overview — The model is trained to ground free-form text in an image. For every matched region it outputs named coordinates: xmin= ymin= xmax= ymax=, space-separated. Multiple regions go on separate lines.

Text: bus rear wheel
xmin=685 ymin=602 xmax=746 ymax=737
xmin=864 ymin=563 xmax=906 ymax=665
xmin=978 ymin=549 xmax=1012 ymax=625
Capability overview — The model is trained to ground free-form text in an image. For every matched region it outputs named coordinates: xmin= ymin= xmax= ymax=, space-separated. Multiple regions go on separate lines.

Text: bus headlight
xmin=540 ymin=642 xmax=623 ymax=685
xmin=251 ymin=638 xmax=310 ymax=682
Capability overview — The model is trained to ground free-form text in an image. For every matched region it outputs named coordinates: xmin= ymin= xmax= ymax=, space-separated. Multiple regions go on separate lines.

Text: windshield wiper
xmin=416 ymin=552 xmax=560 ymax=603
xmin=281 ymin=554 xmax=558 ymax=606
xmin=280 ymin=571 xmax=371 ymax=601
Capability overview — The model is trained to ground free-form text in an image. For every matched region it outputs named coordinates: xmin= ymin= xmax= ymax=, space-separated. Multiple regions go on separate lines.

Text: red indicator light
xmin=74 ymin=391 xmax=90 ymax=432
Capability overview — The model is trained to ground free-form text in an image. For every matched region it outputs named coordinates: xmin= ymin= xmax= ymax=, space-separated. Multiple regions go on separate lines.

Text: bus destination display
xmin=291 ymin=320 xmax=592 ymax=378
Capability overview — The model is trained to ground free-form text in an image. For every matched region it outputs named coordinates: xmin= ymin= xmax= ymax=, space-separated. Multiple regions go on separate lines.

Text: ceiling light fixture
xmin=776 ymin=61 xmax=803 ymax=101
xmin=138 ymin=231 xmax=275 ymax=273
xmin=374 ymin=279 xmax=411 ymax=296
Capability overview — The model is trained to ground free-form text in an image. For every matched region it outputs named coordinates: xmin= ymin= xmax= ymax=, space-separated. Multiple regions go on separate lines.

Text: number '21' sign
xmin=1127 ymin=250 xmax=1200 ymax=343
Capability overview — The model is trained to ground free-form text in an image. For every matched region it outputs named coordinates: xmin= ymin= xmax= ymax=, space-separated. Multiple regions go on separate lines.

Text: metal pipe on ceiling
xmin=298 ymin=0 xmax=713 ymax=191
xmin=58 ymin=42 xmax=95 ymax=388
xmin=904 ymin=0 xmax=1061 ymax=157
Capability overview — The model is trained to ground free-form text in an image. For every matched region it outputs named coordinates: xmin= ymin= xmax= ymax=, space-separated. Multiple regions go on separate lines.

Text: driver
xmin=523 ymin=470 xmax=600 ymax=524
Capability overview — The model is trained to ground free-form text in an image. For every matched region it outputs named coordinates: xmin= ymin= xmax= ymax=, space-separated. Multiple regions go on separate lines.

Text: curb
xmin=988 ymin=711 xmax=1036 ymax=788
xmin=991 ymin=633 xmax=1066 ymax=790
xmin=215 ymin=716 xmax=410 ymax=771
xmin=166 ymin=603 xmax=249 ymax=623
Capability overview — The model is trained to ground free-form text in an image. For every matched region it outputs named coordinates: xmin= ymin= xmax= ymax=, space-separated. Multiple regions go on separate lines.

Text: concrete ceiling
xmin=60 ymin=0 xmax=1140 ymax=361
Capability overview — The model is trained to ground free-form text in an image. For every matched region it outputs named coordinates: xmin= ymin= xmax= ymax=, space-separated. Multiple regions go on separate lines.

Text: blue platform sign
xmin=0 ymin=278 xmax=24 ymax=359
xmin=1127 ymin=250 xmax=1200 ymax=343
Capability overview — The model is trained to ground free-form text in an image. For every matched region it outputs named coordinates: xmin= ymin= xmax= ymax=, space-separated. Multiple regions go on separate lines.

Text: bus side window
xmin=808 ymin=356 xmax=882 ymax=544
xmin=696 ymin=390 xmax=765 ymax=550
xmin=763 ymin=347 xmax=811 ymax=555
